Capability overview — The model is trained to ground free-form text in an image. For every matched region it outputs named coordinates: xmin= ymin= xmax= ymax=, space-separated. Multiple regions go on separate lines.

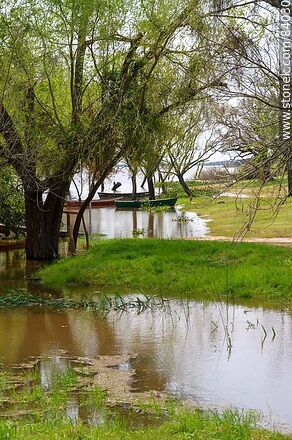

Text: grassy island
xmin=39 ymin=239 xmax=292 ymax=303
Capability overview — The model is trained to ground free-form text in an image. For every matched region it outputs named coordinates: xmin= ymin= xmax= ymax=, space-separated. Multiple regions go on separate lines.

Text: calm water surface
xmin=0 ymin=249 xmax=292 ymax=429
xmin=63 ymin=207 xmax=209 ymax=239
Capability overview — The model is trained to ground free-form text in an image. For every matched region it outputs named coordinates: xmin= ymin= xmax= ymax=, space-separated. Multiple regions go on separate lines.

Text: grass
xmin=39 ymin=239 xmax=292 ymax=303
xmin=0 ymin=290 xmax=166 ymax=312
xmin=0 ymin=409 xmax=289 ymax=439
xmin=0 ymin=369 xmax=290 ymax=440
xmin=0 ymin=363 xmax=291 ymax=439
xmin=180 ymin=196 xmax=292 ymax=238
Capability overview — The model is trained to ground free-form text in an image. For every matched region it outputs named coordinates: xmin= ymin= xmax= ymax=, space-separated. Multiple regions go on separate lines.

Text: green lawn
xmin=180 ymin=196 xmax=292 ymax=238
xmin=39 ymin=239 xmax=292 ymax=303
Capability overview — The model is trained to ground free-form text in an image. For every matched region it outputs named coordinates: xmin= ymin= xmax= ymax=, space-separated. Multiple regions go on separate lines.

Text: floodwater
xmin=64 ymin=207 xmax=209 ymax=239
xmin=1 ymin=249 xmax=292 ymax=430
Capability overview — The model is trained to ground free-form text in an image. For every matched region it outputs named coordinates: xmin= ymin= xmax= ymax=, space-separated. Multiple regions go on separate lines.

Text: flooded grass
xmin=0 ymin=406 xmax=289 ymax=439
xmin=0 ymin=366 xmax=289 ymax=439
xmin=0 ymin=290 xmax=167 ymax=313
xmin=39 ymin=239 xmax=292 ymax=303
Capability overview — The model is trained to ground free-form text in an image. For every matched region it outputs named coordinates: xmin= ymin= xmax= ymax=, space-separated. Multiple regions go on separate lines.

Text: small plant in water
xmin=172 ymin=216 xmax=194 ymax=223
xmin=140 ymin=202 xmax=170 ymax=213
xmin=132 ymin=228 xmax=145 ymax=236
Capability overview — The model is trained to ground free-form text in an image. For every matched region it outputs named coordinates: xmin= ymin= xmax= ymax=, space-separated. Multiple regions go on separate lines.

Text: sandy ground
xmin=191 ymin=236 xmax=292 ymax=246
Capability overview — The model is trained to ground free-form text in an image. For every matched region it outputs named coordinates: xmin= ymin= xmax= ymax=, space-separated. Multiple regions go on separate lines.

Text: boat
xmin=115 ymin=197 xmax=177 ymax=209
xmin=98 ymin=191 xmax=149 ymax=200
xmin=64 ymin=198 xmax=121 ymax=209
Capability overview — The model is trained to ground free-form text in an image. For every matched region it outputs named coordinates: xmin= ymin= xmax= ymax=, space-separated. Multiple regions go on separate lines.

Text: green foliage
xmin=0 ymin=167 xmax=25 ymax=237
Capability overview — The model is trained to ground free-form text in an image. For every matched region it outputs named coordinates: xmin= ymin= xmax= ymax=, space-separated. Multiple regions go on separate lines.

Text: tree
xmin=1 ymin=0 xmax=275 ymax=259
xmin=212 ymin=0 xmax=292 ymax=194
xmin=161 ymin=107 xmax=220 ymax=197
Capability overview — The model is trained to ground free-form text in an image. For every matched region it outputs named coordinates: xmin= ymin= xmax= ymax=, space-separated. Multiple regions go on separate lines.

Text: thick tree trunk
xmin=147 ymin=176 xmax=155 ymax=200
xmin=24 ymin=186 xmax=67 ymax=260
xmin=177 ymin=174 xmax=193 ymax=197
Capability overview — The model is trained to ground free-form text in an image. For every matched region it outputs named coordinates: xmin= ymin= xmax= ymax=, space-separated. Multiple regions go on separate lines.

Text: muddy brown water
xmin=1 ymin=249 xmax=292 ymax=430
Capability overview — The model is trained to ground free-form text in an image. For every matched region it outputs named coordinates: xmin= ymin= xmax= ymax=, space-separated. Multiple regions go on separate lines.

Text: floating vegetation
xmin=140 ymin=202 xmax=171 ymax=213
xmin=0 ymin=290 xmax=168 ymax=314
xmin=172 ymin=216 xmax=194 ymax=223
xmin=132 ymin=228 xmax=145 ymax=236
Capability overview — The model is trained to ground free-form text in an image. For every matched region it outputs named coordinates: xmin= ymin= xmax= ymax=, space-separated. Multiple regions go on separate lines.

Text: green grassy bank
xmin=0 ymin=368 xmax=289 ymax=440
xmin=0 ymin=410 xmax=288 ymax=439
xmin=40 ymin=239 xmax=292 ymax=302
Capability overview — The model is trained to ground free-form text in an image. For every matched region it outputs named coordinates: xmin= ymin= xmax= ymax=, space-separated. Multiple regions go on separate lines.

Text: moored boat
xmin=115 ymin=197 xmax=177 ymax=209
xmin=64 ymin=198 xmax=121 ymax=208
xmin=98 ymin=191 xmax=149 ymax=200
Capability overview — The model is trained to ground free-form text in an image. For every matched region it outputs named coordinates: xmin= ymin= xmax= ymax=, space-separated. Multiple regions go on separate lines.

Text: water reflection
xmin=1 ymin=301 xmax=292 ymax=427
xmin=63 ymin=207 xmax=209 ymax=239
xmin=0 ymin=246 xmax=68 ymax=292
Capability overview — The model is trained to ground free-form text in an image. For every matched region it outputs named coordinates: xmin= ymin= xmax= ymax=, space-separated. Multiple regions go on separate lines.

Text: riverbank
xmin=1 ymin=408 xmax=288 ymax=439
xmin=0 ymin=364 xmax=289 ymax=440
xmin=39 ymin=239 xmax=292 ymax=303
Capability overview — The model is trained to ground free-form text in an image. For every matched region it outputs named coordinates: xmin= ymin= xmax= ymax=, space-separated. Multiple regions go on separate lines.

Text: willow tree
xmin=0 ymin=0 xmax=242 ymax=258
xmin=0 ymin=0 xmax=127 ymax=259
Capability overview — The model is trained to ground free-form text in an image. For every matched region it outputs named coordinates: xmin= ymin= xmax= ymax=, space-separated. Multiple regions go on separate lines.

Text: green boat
xmin=115 ymin=197 xmax=177 ymax=209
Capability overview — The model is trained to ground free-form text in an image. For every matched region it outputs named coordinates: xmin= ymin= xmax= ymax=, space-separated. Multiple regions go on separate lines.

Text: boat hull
xmin=64 ymin=198 xmax=120 ymax=208
xmin=98 ymin=192 xmax=149 ymax=200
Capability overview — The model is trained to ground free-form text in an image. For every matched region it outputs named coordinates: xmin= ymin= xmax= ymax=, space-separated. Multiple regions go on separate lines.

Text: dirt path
xmin=192 ymin=236 xmax=292 ymax=246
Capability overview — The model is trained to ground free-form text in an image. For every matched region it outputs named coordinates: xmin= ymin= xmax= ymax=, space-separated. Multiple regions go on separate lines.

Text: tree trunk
xmin=147 ymin=176 xmax=155 ymax=200
xmin=24 ymin=186 xmax=67 ymax=260
xmin=177 ymin=174 xmax=193 ymax=197
xmin=72 ymin=176 xmax=104 ymax=247
xmin=157 ymin=167 xmax=167 ymax=194
xmin=131 ymin=172 xmax=137 ymax=199
xmin=141 ymin=174 xmax=147 ymax=189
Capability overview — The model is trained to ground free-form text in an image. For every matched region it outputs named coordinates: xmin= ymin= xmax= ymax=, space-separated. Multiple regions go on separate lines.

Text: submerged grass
xmin=0 ymin=290 xmax=166 ymax=313
xmin=39 ymin=239 xmax=292 ymax=303
xmin=0 ymin=366 xmax=290 ymax=439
